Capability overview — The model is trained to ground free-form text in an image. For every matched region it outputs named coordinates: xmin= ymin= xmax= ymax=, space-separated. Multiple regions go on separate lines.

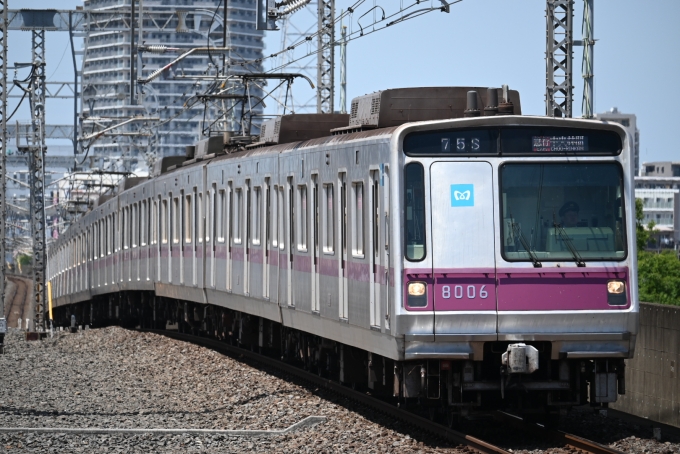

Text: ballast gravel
xmin=1 ymin=327 xmax=679 ymax=453
xmin=0 ymin=327 xmax=467 ymax=453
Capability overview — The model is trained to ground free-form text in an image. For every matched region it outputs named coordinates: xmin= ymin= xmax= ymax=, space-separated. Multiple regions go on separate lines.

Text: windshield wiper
xmin=553 ymin=222 xmax=586 ymax=267
xmin=511 ymin=222 xmax=542 ymax=268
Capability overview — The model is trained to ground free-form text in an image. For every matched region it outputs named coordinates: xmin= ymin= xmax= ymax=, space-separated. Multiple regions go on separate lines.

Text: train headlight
xmin=607 ymin=281 xmax=625 ymax=294
xmin=607 ymin=280 xmax=627 ymax=306
xmin=407 ymin=282 xmax=427 ymax=308
xmin=408 ymin=282 xmax=426 ymax=296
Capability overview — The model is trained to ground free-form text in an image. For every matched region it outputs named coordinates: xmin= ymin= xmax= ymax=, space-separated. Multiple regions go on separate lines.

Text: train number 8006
xmin=441 ymin=285 xmax=488 ymax=299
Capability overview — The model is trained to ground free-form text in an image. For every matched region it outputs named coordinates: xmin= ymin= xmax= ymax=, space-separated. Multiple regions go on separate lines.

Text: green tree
xmin=637 ymin=251 xmax=680 ymax=305
xmin=635 ymin=198 xmax=650 ymax=251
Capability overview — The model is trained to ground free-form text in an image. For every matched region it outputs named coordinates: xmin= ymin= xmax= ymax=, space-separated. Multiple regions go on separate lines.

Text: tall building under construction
xmin=81 ymin=0 xmax=265 ymax=171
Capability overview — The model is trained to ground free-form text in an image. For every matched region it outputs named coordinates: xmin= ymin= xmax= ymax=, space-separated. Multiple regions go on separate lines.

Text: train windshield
xmin=500 ymin=163 xmax=626 ymax=262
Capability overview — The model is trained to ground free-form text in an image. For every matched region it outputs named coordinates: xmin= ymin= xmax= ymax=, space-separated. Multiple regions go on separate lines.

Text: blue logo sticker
xmin=450 ymin=184 xmax=474 ymax=207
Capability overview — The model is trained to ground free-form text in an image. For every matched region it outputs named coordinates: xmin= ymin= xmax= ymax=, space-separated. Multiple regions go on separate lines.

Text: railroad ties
xmin=0 ymin=325 xmax=677 ymax=452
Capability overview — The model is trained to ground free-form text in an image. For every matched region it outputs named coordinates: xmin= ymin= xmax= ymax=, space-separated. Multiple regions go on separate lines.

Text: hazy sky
xmin=9 ymin=0 xmax=680 ymax=163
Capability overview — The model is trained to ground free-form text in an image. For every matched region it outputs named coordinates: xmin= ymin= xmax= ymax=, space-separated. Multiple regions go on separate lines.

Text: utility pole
xmin=579 ymin=0 xmax=594 ymax=118
xmin=339 ymin=23 xmax=346 ymax=115
xmin=0 ymin=0 xmax=8 ymax=350
xmin=317 ymin=0 xmax=334 ymax=113
xmin=29 ymin=30 xmax=47 ymax=333
xmin=545 ymin=0 xmax=574 ymax=118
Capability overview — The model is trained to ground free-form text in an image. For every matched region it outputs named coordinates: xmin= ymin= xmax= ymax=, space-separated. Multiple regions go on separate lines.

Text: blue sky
xmin=10 ymin=0 xmax=680 ymax=163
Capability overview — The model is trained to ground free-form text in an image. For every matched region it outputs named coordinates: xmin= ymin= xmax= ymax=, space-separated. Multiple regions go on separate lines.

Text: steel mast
xmin=545 ymin=0 xmax=574 ymax=118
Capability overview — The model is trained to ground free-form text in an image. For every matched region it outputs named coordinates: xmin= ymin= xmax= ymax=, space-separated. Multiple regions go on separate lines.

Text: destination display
xmin=531 ymin=135 xmax=588 ymax=152
xmin=403 ymin=126 xmax=621 ymax=156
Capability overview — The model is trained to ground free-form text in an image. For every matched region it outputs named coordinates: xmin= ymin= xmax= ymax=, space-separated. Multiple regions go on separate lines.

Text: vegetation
xmin=17 ymin=254 xmax=31 ymax=267
xmin=636 ymin=198 xmax=680 ymax=305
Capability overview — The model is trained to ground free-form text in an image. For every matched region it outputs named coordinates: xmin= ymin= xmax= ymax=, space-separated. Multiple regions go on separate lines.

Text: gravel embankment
xmin=0 ymin=327 xmax=468 ymax=453
xmin=1 ymin=327 xmax=679 ymax=453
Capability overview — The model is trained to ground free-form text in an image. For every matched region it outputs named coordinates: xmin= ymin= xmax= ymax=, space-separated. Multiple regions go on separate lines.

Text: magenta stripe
xmin=269 ymin=250 xmax=279 ymax=267
xmin=293 ymin=255 xmax=312 ymax=273
xmin=319 ymin=256 xmax=338 ymax=276
xmin=250 ymin=248 xmax=263 ymax=265
xmin=347 ymin=261 xmax=370 ymax=283
xmin=232 ymin=246 xmax=244 ymax=262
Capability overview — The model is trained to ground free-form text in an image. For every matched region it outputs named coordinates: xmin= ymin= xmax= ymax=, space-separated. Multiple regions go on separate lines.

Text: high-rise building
xmin=82 ymin=0 xmax=265 ymax=172
xmin=595 ymin=107 xmax=640 ymax=176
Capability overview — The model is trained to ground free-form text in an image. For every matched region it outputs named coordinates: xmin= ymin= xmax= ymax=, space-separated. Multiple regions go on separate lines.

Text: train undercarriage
xmin=52 ymin=292 xmax=626 ymax=427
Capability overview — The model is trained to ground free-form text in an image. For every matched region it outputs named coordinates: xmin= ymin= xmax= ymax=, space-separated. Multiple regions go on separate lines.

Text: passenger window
xmin=197 ymin=191 xmax=203 ymax=244
xmin=141 ymin=201 xmax=147 ymax=246
xmin=172 ymin=197 xmax=180 ymax=244
xmin=132 ymin=204 xmax=138 ymax=248
xmin=323 ymin=183 xmax=334 ymax=253
xmin=253 ymin=186 xmax=261 ymax=245
xmin=278 ymin=186 xmax=285 ymax=251
xmin=234 ymin=188 xmax=242 ymax=244
xmin=352 ymin=182 xmax=364 ymax=257
xmin=217 ymin=189 xmax=225 ymax=243
xmin=185 ymin=194 xmax=192 ymax=244
xmin=404 ymin=163 xmax=426 ymax=261
xmin=297 ymin=184 xmax=307 ymax=251
xmin=123 ymin=207 xmax=129 ymax=250
xmin=161 ymin=199 xmax=168 ymax=244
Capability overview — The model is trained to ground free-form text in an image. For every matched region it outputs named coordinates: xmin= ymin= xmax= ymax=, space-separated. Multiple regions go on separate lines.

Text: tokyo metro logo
xmin=450 ymin=184 xmax=474 ymax=207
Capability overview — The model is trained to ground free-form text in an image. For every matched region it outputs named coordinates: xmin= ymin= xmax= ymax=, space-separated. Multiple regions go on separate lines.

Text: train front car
xmin=394 ymin=115 xmax=637 ymax=420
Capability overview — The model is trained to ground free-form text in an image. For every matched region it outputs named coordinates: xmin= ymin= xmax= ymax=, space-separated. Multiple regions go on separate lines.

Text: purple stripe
xmin=269 ymin=250 xmax=279 ymax=267
xmin=250 ymin=248 xmax=263 ymax=265
xmin=293 ymin=255 xmax=312 ymax=273
xmin=215 ymin=245 xmax=227 ymax=259
xmin=319 ymin=256 xmax=338 ymax=277
xmin=232 ymin=246 xmax=244 ymax=262
xmin=497 ymin=271 xmax=630 ymax=311
xmin=347 ymin=261 xmax=370 ymax=283
xmin=433 ymin=274 xmax=496 ymax=311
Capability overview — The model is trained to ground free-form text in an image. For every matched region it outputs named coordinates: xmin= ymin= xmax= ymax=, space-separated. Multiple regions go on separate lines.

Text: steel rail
xmin=495 ymin=411 xmax=625 ymax=454
xmin=146 ymin=329 xmax=510 ymax=454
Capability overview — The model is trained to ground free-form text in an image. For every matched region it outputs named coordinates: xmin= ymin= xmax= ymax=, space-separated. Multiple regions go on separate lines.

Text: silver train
xmin=48 ymin=87 xmax=638 ymax=421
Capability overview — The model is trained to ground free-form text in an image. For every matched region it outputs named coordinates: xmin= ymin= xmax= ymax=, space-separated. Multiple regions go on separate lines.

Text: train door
xmin=209 ymin=184 xmax=216 ymax=289
xmin=339 ymin=172 xmax=348 ymax=319
xmin=429 ymin=162 xmax=497 ymax=338
xmin=263 ymin=179 xmax=270 ymax=299
xmin=311 ymin=175 xmax=320 ymax=312
xmin=244 ymin=180 xmax=251 ymax=295
xmin=369 ymin=170 xmax=381 ymax=328
xmin=227 ymin=182 xmax=233 ymax=292
xmin=287 ymin=176 xmax=294 ymax=307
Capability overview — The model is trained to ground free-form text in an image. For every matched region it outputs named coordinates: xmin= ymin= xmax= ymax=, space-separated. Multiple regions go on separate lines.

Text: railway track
xmin=4 ymin=275 xmax=30 ymax=330
xmin=493 ymin=411 xmax=625 ymax=454
xmin=146 ymin=328 xmax=623 ymax=454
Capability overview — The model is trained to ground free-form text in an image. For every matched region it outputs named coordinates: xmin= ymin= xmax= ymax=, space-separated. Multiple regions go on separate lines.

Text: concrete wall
xmin=612 ymin=302 xmax=680 ymax=426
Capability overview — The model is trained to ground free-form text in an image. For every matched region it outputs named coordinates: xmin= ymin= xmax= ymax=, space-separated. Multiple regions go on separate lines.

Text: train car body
xmin=48 ymin=87 xmax=638 ymax=420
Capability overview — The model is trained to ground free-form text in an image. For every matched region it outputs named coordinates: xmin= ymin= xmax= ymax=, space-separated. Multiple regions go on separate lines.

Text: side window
xmin=352 ymin=182 xmax=364 ymax=257
xmin=253 ymin=186 xmax=261 ymax=245
xmin=270 ymin=184 xmax=278 ymax=248
xmin=161 ymin=199 xmax=168 ymax=244
xmin=234 ymin=188 xmax=242 ymax=244
xmin=288 ymin=177 xmax=294 ymax=252
xmin=297 ymin=184 xmax=307 ymax=251
xmin=278 ymin=186 xmax=285 ymax=250
xmin=185 ymin=193 xmax=192 ymax=244
xmin=404 ymin=162 xmax=426 ymax=261
xmin=141 ymin=201 xmax=147 ymax=246
xmin=217 ymin=189 xmax=225 ymax=243
xmin=132 ymin=203 xmax=138 ymax=248
xmin=323 ymin=183 xmax=334 ymax=253
xmin=123 ymin=207 xmax=129 ymax=250
xmin=173 ymin=197 xmax=180 ymax=244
